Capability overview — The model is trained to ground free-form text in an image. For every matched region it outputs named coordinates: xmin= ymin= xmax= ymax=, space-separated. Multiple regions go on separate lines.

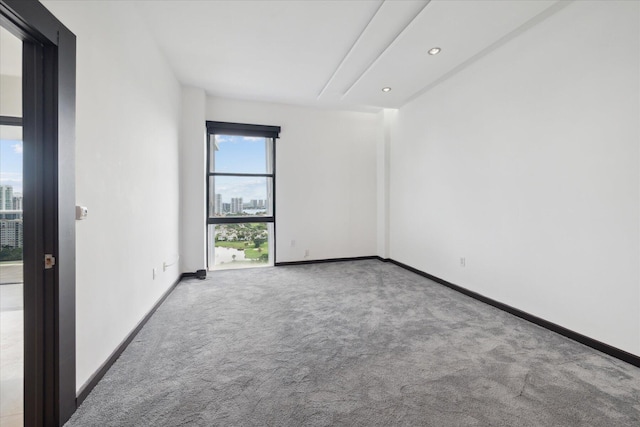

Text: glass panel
xmin=209 ymin=176 xmax=272 ymax=217
xmin=208 ymin=223 xmax=273 ymax=270
xmin=0 ymin=25 xmax=24 ymax=427
xmin=209 ymin=134 xmax=273 ymax=174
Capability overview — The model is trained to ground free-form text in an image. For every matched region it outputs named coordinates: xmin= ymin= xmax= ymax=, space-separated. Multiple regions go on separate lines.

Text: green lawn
xmin=244 ymin=242 xmax=268 ymax=260
xmin=216 ymin=240 xmax=268 ymax=261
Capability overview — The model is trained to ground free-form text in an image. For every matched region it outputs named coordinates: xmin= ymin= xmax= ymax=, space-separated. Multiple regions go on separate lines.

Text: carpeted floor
xmin=65 ymin=260 xmax=640 ymax=426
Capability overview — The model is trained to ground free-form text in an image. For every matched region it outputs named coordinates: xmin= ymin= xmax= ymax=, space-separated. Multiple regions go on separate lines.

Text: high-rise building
xmin=0 ymin=219 xmax=23 ymax=248
xmin=215 ymin=194 xmax=222 ymax=215
xmin=12 ymin=195 xmax=23 ymax=211
xmin=0 ymin=185 xmax=13 ymax=210
xmin=250 ymin=199 xmax=258 ymax=209
xmin=0 ymin=187 xmax=23 ymax=247
xmin=231 ymin=197 xmax=243 ymax=214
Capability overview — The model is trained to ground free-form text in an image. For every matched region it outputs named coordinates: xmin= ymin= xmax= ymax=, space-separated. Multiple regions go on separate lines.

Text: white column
xmin=179 ymin=86 xmax=206 ymax=272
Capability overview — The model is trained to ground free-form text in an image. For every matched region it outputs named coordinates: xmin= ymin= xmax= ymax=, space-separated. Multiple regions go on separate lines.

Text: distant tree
xmin=253 ymin=237 xmax=266 ymax=248
xmin=0 ymin=247 xmax=22 ymax=262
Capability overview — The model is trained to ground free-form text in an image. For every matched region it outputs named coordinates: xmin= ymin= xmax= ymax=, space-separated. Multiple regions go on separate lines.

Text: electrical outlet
xmin=304 ymin=249 xmax=310 ymax=258
xmin=460 ymin=257 xmax=466 ymax=267
xmin=153 ymin=268 xmax=157 ymax=279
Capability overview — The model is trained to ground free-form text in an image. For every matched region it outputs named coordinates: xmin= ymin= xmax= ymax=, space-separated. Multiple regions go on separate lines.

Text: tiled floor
xmin=0 ymin=280 xmax=23 ymax=427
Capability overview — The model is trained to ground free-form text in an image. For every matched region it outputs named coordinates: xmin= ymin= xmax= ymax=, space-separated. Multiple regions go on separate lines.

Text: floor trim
xmin=386 ymin=258 xmax=640 ymax=368
xmin=275 ymin=255 xmax=379 ymax=267
xmin=75 ymin=274 xmax=184 ymax=406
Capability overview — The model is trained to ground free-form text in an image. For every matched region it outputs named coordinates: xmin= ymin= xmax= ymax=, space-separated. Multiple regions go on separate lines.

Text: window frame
xmin=205 ymin=121 xmax=280 ymax=267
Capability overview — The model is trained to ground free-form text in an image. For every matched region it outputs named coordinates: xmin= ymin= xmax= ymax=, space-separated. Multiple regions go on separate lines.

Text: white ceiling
xmin=140 ymin=0 xmax=561 ymax=111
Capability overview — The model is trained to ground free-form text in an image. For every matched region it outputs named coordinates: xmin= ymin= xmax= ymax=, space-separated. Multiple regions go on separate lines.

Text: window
xmin=206 ymin=121 xmax=280 ymax=270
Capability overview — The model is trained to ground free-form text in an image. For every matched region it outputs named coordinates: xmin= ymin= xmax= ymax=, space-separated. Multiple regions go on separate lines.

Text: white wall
xmin=179 ymin=87 xmax=206 ymax=273
xmin=377 ymin=109 xmax=396 ymax=258
xmin=42 ymin=1 xmax=183 ymax=390
xmin=0 ymin=74 xmax=21 ymax=141
xmin=390 ymin=0 xmax=640 ymax=355
xmin=0 ymin=75 xmax=20 ymax=117
xmin=206 ymin=97 xmax=381 ymax=263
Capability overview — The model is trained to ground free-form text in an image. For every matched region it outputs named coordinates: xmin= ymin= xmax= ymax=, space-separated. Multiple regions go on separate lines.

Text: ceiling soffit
xmin=335 ymin=0 xmax=561 ymax=109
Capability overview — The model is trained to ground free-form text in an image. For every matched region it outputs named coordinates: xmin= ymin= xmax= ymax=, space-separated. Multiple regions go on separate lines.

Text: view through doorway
xmin=0 ymin=24 xmax=23 ymax=427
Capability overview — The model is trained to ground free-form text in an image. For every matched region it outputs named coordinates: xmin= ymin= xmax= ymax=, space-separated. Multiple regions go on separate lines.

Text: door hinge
xmin=45 ymin=254 xmax=56 ymax=269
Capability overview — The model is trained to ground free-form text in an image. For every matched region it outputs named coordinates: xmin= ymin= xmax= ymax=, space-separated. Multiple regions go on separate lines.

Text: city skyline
xmin=212 ymin=134 xmax=272 ymax=202
xmin=213 ymin=193 xmax=268 ymax=215
xmin=0 ymin=137 xmax=23 ymax=194
xmin=0 ymin=185 xmax=22 ymax=210
xmin=0 ymin=184 xmax=24 ymax=249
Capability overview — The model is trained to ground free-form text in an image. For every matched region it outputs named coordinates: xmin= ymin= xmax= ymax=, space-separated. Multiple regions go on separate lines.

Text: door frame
xmin=0 ymin=1 xmax=76 ymax=425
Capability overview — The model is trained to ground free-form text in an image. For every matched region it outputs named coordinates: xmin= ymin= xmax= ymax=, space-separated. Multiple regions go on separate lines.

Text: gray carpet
xmin=65 ymin=260 xmax=640 ymax=426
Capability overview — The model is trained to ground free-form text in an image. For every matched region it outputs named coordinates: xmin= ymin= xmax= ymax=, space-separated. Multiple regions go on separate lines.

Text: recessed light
xmin=428 ymin=47 xmax=441 ymax=55
xmin=382 ymin=87 xmax=391 ymax=92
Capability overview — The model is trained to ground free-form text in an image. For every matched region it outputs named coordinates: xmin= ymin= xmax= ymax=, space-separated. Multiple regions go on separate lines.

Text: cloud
xmin=214 ymin=135 xmax=264 ymax=145
xmin=215 ymin=135 xmax=233 ymax=144
xmin=12 ymin=142 xmax=22 ymax=154
xmin=0 ymin=175 xmax=23 ymax=193
xmin=0 ymin=172 xmax=21 ymax=180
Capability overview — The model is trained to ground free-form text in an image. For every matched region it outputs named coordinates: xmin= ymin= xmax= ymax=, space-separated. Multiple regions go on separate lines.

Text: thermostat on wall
xmin=75 ymin=206 xmax=88 ymax=220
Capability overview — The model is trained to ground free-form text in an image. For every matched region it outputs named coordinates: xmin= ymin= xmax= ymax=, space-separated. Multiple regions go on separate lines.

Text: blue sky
xmin=214 ymin=135 xmax=270 ymax=203
xmin=0 ymin=138 xmax=23 ymax=194
xmin=1 ymin=134 xmax=267 ymax=202
xmin=214 ymin=135 xmax=267 ymax=174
